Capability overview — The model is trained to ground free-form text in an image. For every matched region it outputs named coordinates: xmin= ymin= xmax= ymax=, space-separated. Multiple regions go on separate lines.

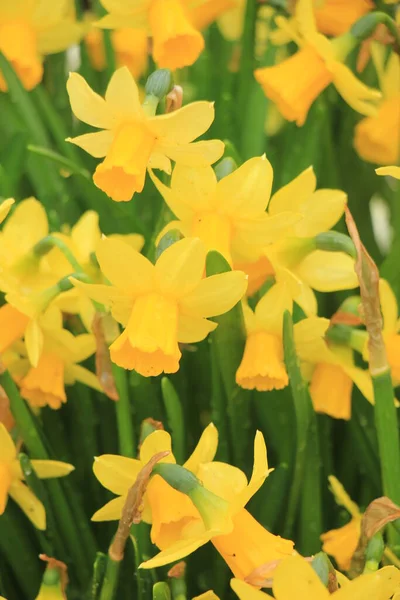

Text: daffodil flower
xmin=231 ymin=555 xmax=400 ymax=599
xmin=236 ymin=283 xmax=292 ymax=392
xmin=254 ymin=0 xmax=381 ymax=126
xmin=96 ymin=0 xmax=236 ymax=70
xmin=72 ymin=237 xmax=247 ymax=377
xmin=265 ymin=166 xmax=358 ymax=315
xmin=150 ymin=157 xmax=301 ymax=266
xmin=0 ymin=423 xmax=74 ymax=529
xmin=67 ymin=67 xmax=224 ymax=202
xmin=140 ymin=430 xmax=294 ymax=579
xmin=320 ymin=476 xmax=362 ymax=571
xmin=354 ymin=45 xmax=400 ymax=165
xmin=314 ymin=0 xmax=373 ymax=37
xmin=0 ymin=0 xmax=83 ymax=91
xmin=294 ymin=316 xmax=373 ymax=420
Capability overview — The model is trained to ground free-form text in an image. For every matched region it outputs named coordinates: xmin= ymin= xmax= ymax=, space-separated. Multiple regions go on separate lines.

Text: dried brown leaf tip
xmin=350 ymin=496 xmax=400 ymax=576
xmin=168 ymin=561 xmax=186 ymax=579
xmin=345 ymin=207 xmax=388 ymax=376
xmin=109 ymin=450 xmax=170 ymax=562
xmin=166 ymin=85 xmax=183 ymax=113
xmin=92 ymin=312 xmax=119 ymax=401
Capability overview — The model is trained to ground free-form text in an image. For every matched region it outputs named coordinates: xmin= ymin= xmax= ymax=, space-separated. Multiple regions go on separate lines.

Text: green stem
xmin=99 ymin=555 xmax=121 ymax=600
xmin=161 ymin=378 xmax=185 ymax=464
xmin=112 ymin=364 xmax=136 ymax=457
xmin=27 ymin=144 xmax=91 ymax=179
xmin=33 ymin=234 xmax=84 ymax=272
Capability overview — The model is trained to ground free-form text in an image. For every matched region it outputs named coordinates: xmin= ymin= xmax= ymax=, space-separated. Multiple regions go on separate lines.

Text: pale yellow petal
xmin=69 ymin=278 xmax=117 ymax=307
xmin=96 ymin=237 xmax=154 ymax=294
xmin=184 ymin=423 xmax=218 ymax=473
xmin=157 ymin=140 xmax=225 ymax=167
xmin=140 ymin=535 xmax=211 ymax=569
xmin=295 ymin=250 xmax=358 ymax=292
xmin=71 ymin=211 xmax=100 ymax=260
xmin=216 ymin=156 xmax=273 ymax=217
xmin=380 ymin=278 xmax=398 ymax=333
xmin=67 ymin=71 xmax=115 ymax=129
xmin=268 ymin=167 xmax=316 ymax=215
xmin=0 ymin=423 xmax=16 ymax=461
xmin=139 ymin=430 xmax=175 ymax=464
xmin=92 ymin=495 xmax=126 ymax=521
xmin=232 ymin=431 xmax=269 ymax=512
xmin=149 ymin=102 xmax=216 ymax=144
xmin=294 ymin=189 xmax=347 ymax=237
xmin=294 ymin=316 xmax=333 ymax=364
xmin=156 ymin=221 xmax=190 ymax=247
xmin=9 ymin=480 xmax=46 ymax=530
xmin=231 ymin=579 xmax=268 ymax=600
xmin=170 ymin=163 xmax=217 ymax=213
xmin=148 ymin=168 xmax=196 ymax=222
xmin=0 ymin=198 xmax=14 ymax=224
xmin=234 ymin=212 xmax=302 ymax=248
xmin=177 ymin=314 xmax=217 ymax=343
xmin=37 ymin=21 xmax=84 ymax=55
xmin=197 ymin=462 xmax=248 ymax=503
xmin=25 ymin=319 xmax=43 ymax=368
xmin=273 ymin=555 xmax=329 ymax=600
xmin=295 ymin=0 xmax=318 ymax=38
xmin=67 ymin=364 xmax=102 ymax=392
xmin=376 ymin=166 xmax=400 ymax=179
xmin=275 ymin=266 xmax=318 ymax=316
xmin=105 ymin=66 xmax=142 ymax=119
xmin=67 ymin=131 xmax=113 ymax=158
xmin=341 ymin=365 xmax=373 ymax=404
xmin=335 ymin=566 xmax=400 ymax=600
xmin=155 ymin=237 xmax=206 ymax=297
xmin=93 ymin=455 xmax=142 ymax=494
xmin=254 ymin=281 xmax=292 ymax=335
xmin=3 ymin=197 xmax=48 ymax=253
xmin=332 ymin=62 xmax=382 ymax=117
xmin=28 ymin=460 xmax=74 ymax=479
xmin=180 ymin=271 xmax=247 ymax=318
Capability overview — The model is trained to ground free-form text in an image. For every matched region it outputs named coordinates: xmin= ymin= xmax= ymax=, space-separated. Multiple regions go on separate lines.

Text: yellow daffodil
xmin=265 ymin=167 xmax=358 ymax=315
xmin=216 ymin=0 xmax=245 ymax=41
xmin=72 ymin=236 xmax=247 ymax=377
xmin=320 ymin=476 xmax=361 ymax=571
xmin=84 ymin=14 xmax=148 ymax=79
xmin=314 ymin=0 xmax=373 ymax=37
xmin=294 ymin=317 xmax=373 ymax=420
xmin=96 ymin=0 xmax=236 ymax=70
xmin=140 ymin=431 xmax=294 ymax=580
xmin=0 ymin=198 xmax=14 ymax=224
xmin=151 ymin=157 xmax=301 ymax=266
xmin=67 ymin=67 xmax=224 ymax=202
xmin=236 ymin=283 xmax=292 ymax=391
xmin=0 ymin=0 xmax=82 ymax=92
xmin=377 ymin=279 xmax=400 ymax=384
xmin=231 ymin=555 xmax=400 ymax=599
xmin=354 ymin=45 xmax=400 ymax=165
xmin=254 ymin=0 xmax=381 ymax=126
xmin=0 ymin=423 xmax=74 ymax=529
xmin=193 ymin=593 xmax=219 ymax=600
xmin=376 ymin=166 xmax=400 ymax=179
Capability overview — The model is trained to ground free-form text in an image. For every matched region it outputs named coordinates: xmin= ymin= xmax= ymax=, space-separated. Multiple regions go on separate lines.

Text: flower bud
xmin=145 ymin=68 xmax=174 ymax=100
xmin=314 ymin=231 xmax=356 ymax=259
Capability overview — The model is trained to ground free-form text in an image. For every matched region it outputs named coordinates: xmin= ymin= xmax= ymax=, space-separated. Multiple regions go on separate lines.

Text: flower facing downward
xmin=67 ymin=67 xmax=224 ymax=202
xmin=72 ymin=237 xmax=247 ymax=377
xmin=0 ymin=423 xmax=74 ymax=529
xmin=254 ymin=0 xmax=381 ymax=126
xmin=236 ymin=283 xmax=292 ymax=392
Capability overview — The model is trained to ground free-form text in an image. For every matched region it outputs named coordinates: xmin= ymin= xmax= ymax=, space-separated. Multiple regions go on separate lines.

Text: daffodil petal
xmin=3 ymin=197 xmax=48 ymax=252
xmin=149 ymin=102 xmax=216 ymax=144
xmin=193 ymin=592 xmax=220 ymax=600
xmin=296 ymin=250 xmax=358 ymax=292
xmin=254 ymin=281 xmax=293 ymax=335
xmin=67 ymin=71 xmax=115 ymax=129
xmin=171 ymin=163 xmax=217 ymax=212
xmin=177 ymin=314 xmax=217 ymax=343
xmin=332 ymin=62 xmax=381 ymax=117
xmin=232 ymin=431 xmax=269 ymax=511
xmin=268 ymin=166 xmax=316 ymax=215
xmin=25 ymin=319 xmax=43 ymax=368
xmin=93 ymin=455 xmax=142 ymax=494
xmin=28 ymin=460 xmax=75 ymax=479
xmin=155 ymin=237 xmax=206 ymax=296
xmin=235 ymin=212 xmax=302 ymax=247
xmin=69 ymin=278 xmax=117 ymax=307
xmin=96 ymin=237 xmax=154 ymax=294
xmin=67 ymin=364 xmax=102 ymax=392
xmin=158 ymin=140 xmax=225 ymax=167
xmin=139 ymin=430 xmax=175 ymax=464
xmin=105 ymin=66 xmax=142 ymax=118
xmin=148 ymin=168 xmax=196 ymax=222
xmin=342 ymin=365 xmax=373 ymax=404
xmin=148 ymin=152 xmax=172 ymax=173
xmin=9 ymin=480 xmax=46 ymax=530
xmin=67 ymin=131 xmax=113 ymax=158
xmin=0 ymin=423 xmax=16 ymax=461
xmin=231 ymin=579 xmax=268 ymax=600
xmin=376 ymin=166 xmax=400 ymax=179
xmin=380 ymin=278 xmax=398 ymax=333
xmin=140 ymin=535 xmax=211 ymax=569
xmin=273 ymin=555 xmax=329 ymax=600
xmin=335 ymin=566 xmax=400 ymax=600
xmin=92 ymin=495 xmax=126 ymax=521
xmin=294 ymin=316 xmax=333 ymax=364
xmin=184 ymin=423 xmax=218 ymax=473
xmin=180 ymin=271 xmax=247 ymax=318
xmin=0 ymin=198 xmax=14 ymax=224
xmin=294 ymin=189 xmax=347 ymax=237
xmin=197 ymin=462 xmax=248 ymax=502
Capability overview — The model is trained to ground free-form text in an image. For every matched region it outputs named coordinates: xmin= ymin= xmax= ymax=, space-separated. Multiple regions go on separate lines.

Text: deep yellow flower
xmin=354 ymin=46 xmax=400 ymax=165
xmin=254 ymin=0 xmax=381 ymax=126
xmin=0 ymin=0 xmax=82 ymax=91
xmin=294 ymin=317 xmax=373 ymax=420
xmin=231 ymin=555 xmax=400 ymax=599
xmin=314 ymin=0 xmax=373 ymax=37
xmin=320 ymin=476 xmax=361 ymax=571
xmin=236 ymin=283 xmax=292 ymax=392
xmin=151 ymin=157 xmax=301 ymax=266
xmin=376 ymin=279 xmax=400 ymax=385
xmin=0 ymin=197 xmax=14 ymax=224
xmin=376 ymin=166 xmax=400 ymax=179
xmin=96 ymin=0 xmax=236 ymax=70
xmin=72 ymin=237 xmax=247 ymax=377
xmin=67 ymin=67 xmax=224 ymax=202
xmin=140 ymin=431 xmax=294 ymax=580
xmin=0 ymin=423 xmax=74 ymax=529
xmin=266 ymin=167 xmax=357 ymax=315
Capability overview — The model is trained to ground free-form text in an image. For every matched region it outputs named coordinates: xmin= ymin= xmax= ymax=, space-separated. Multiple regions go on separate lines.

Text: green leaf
xmin=161 ymin=377 xmax=185 ymax=464
xmin=153 ymin=582 xmax=171 ymax=600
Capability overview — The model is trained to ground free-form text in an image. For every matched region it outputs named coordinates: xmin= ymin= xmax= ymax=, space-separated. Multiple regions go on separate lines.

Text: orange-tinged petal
xmin=155 ymin=237 xmax=206 ymax=297
xmin=67 ymin=71 xmax=115 ymax=129
xmin=9 ymin=480 xmax=46 ymax=530
xmin=96 ymin=237 xmax=154 ymax=294
xmin=354 ymin=96 xmax=400 ymax=165
xmin=184 ymin=423 xmax=218 ymax=473
xmin=268 ymin=166 xmax=316 ymax=215
xmin=139 ymin=430 xmax=175 ymax=465
xmin=321 ymin=517 xmax=361 ymax=571
xmin=0 ymin=304 xmax=29 ymax=354
xmin=272 ymin=555 xmax=329 ymax=600
xmin=310 ymin=362 xmax=353 ymax=420
xmin=92 ymin=495 xmax=126 ymax=521
xmin=179 ymin=271 xmax=247 ymax=318
xmin=105 ymin=66 xmax=142 ymax=118
xmin=0 ymin=423 xmax=16 ymax=462
xmin=93 ymin=455 xmax=142 ymax=495
xmin=177 ymin=314 xmax=217 ymax=343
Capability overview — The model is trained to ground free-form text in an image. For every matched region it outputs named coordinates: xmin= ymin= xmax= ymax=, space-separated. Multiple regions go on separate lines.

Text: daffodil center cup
xmin=236 ymin=331 xmax=288 ymax=392
xmin=192 ymin=212 xmax=233 ymax=264
xmin=21 ymin=353 xmax=66 ymax=410
xmin=128 ymin=293 xmax=179 ymax=355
